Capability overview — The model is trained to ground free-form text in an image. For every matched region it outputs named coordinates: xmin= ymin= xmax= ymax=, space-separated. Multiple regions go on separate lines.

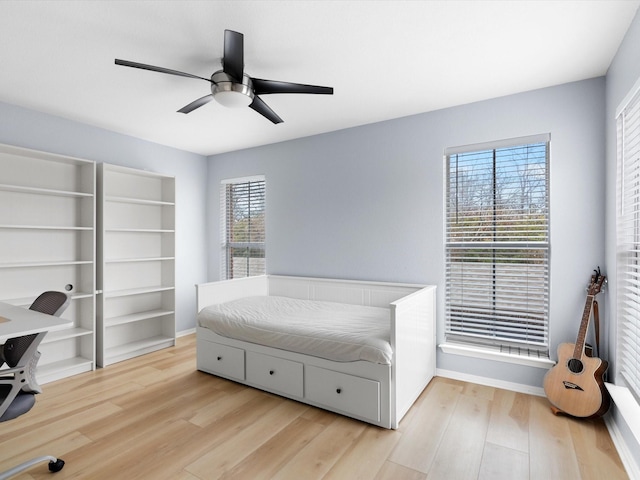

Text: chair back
xmin=0 ymin=291 xmax=70 ymax=423
xmin=29 ymin=291 xmax=70 ymax=317
xmin=3 ymin=291 xmax=70 ymax=367
xmin=3 ymin=334 xmax=38 ymax=368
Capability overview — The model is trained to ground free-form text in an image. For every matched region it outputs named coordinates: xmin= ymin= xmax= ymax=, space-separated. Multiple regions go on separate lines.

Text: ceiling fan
xmin=115 ymin=29 xmax=334 ymax=124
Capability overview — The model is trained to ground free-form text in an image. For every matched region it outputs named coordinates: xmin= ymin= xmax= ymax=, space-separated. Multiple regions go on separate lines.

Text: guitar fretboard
xmin=572 ymin=294 xmax=595 ymax=360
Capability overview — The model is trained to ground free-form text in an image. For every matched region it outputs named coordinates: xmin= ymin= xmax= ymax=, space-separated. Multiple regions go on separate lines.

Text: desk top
xmin=0 ymin=302 xmax=72 ymax=341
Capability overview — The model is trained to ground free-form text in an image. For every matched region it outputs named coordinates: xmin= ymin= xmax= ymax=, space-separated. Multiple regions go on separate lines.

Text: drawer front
xmin=305 ymin=366 xmax=380 ymax=422
xmin=200 ymin=341 xmax=245 ymax=381
xmin=246 ymin=351 xmax=303 ymax=398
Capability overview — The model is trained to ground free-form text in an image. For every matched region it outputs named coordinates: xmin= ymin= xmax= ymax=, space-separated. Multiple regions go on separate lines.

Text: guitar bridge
xmin=562 ymin=381 xmax=584 ymax=391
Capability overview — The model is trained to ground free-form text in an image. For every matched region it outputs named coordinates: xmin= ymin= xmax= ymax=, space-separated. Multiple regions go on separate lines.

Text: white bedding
xmin=197 ymin=296 xmax=393 ymax=364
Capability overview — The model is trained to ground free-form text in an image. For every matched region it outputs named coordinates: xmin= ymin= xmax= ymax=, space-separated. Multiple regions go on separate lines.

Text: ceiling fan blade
xmin=177 ymin=94 xmax=214 ymax=114
xmin=251 ymin=78 xmax=333 ymax=95
xmin=115 ymin=59 xmax=212 ymax=83
xmin=249 ymin=96 xmax=283 ymax=124
xmin=223 ymin=30 xmax=244 ymax=82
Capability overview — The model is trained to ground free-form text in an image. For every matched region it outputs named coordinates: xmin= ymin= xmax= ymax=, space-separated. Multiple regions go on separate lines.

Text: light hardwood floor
xmin=0 ymin=334 xmax=628 ymax=479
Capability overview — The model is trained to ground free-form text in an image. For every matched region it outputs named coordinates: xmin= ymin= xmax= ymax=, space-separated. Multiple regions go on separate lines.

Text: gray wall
xmin=208 ymin=77 xmax=606 ymax=390
xmin=0 ymin=101 xmax=209 ymax=333
xmin=605 ymin=7 xmax=640 ymax=471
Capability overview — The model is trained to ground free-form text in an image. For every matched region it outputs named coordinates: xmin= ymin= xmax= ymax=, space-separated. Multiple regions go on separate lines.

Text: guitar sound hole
xmin=567 ymin=358 xmax=584 ymax=374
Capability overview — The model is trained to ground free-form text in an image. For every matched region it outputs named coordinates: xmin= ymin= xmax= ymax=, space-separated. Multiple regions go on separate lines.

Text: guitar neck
xmin=572 ymin=294 xmax=595 ymax=359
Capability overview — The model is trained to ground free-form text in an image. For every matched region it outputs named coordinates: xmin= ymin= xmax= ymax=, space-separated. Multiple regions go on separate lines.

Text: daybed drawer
xmin=305 ymin=366 xmax=380 ymax=422
xmin=246 ymin=351 xmax=303 ymax=398
xmin=201 ymin=341 xmax=245 ymax=381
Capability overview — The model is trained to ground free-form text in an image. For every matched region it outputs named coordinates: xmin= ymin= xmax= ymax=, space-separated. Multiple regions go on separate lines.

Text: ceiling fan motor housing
xmin=211 ymin=71 xmax=254 ymax=107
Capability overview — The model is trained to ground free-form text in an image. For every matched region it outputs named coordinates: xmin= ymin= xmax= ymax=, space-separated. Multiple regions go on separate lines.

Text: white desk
xmin=0 ymin=301 xmax=71 ymax=479
xmin=0 ymin=302 xmax=72 ymax=342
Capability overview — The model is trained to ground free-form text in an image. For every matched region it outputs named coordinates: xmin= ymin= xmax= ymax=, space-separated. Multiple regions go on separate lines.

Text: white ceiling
xmin=1 ymin=1 xmax=638 ymax=157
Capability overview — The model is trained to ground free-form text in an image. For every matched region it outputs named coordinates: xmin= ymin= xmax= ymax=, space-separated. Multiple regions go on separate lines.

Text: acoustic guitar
xmin=543 ymin=269 xmax=610 ymax=418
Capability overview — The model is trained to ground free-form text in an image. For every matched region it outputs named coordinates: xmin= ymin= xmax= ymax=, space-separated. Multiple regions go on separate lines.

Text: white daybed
xmin=195 ymin=275 xmax=436 ymax=429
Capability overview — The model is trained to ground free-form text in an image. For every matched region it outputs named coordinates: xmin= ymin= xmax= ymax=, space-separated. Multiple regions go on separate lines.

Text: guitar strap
xmin=593 ymin=300 xmax=600 ymax=357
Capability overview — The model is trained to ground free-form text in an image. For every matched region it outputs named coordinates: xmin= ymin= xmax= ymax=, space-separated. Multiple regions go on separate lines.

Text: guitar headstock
xmin=588 ymin=266 xmax=606 ymax=296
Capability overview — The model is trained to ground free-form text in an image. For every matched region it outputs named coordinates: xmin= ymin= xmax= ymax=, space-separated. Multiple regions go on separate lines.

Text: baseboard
xmin=605 ymin=414 xmax=640 ymax=480
xmin=177 ymin=328 xmax=196 ymax=338
xmin=436 ymin=368 xmax=546 ymax=397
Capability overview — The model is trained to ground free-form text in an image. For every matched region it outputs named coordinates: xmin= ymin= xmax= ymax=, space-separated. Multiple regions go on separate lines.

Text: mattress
xmin=197 ymin=295 xmax=393 ymax=364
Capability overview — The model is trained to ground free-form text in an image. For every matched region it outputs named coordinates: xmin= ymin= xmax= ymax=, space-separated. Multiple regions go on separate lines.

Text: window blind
xmin=617 ymin=85 xmax=640 ymax=402
xmin=221 ymin=177 xmax=266 ymax=279
xmin=445 ymin=136 xmax=550 ymax=353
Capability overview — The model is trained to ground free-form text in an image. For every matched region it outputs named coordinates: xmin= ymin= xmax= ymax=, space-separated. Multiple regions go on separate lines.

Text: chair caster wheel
xmin=48 ymin=459 xmax=65 ymax=472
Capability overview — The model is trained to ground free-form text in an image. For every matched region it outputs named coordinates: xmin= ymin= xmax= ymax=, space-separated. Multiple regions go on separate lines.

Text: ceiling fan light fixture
xmin=211 ymin=71 xmax=254 ymax=108
xmin=213 ymin=89 xmax=253 ymax=108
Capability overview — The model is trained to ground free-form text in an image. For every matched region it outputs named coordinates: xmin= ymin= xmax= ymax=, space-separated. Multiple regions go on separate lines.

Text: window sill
xmin=439 ymin=342 xmax=555 ymax=369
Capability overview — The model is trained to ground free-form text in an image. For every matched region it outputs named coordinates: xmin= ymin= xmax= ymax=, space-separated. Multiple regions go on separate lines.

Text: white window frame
xmin=220 ymin=175 xmax=266 ymax=280
xmin=615 ymin=76 xmax=640 ymax=405
xmin=441 ymin=134 xmax=552 ymax=367
xmin=611 ymin=75 xmax=640 ymax=454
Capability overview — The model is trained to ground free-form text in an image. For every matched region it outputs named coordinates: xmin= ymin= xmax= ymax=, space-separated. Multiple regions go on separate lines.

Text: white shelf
xmin=0 ymin=182 xmax=93 ymax=198
xmin=103 ymin=286 xmax=174 ymax=298
xmin=0 ymin=260 xmax=93 ymax=269
xmin=97 ymin=163 xmax=175 ymax=368
xmin=37 ymin=356 xmax=94 ymax=384
xmin=0 ymin=142 xmax=96 ymax=384
xmin=105 ymin=256 xmax=175 ymax=264
xmin=105 ymin=309 xmax=175 ymax=327
xmin=0 ymin=291 xmax=94 ymax=307
xmin=103 ymin=336 xmax=175 ymax=366
xmin=70 ymin=291 xmax=96 ymax=300
xmin=106 ymin=228 xmax=175 ymax=233
xmin=0 ymin=224 xmax=93 ymax=231
xmin=41 ymin=326 xmax=93 ymax=343
xmin=105 ymin=195 xmax=174 ymax=206
xmin=0 ymin=143 xmax=95 ymax=167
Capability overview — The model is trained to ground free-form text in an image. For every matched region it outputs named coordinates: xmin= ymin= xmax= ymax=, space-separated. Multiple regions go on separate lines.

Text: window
xmin=616 ymin=82 xmax=640 ymax=402
xmin=221 ymin=176 xmax=266 ymax=279
xmin=444 ymin=134 xmax=550 ymax=356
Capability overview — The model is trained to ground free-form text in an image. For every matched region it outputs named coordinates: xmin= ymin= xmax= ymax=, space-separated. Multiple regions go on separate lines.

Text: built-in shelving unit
xmin=97 ymin=163 xmax=176 ymax=367
xmin=0 ymin=143 xmax=96 ymax=383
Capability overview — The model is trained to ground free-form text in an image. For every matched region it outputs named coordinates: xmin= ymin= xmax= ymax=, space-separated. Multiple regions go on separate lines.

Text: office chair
xmin=0 ymin=291 xmax=70 ymax=479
